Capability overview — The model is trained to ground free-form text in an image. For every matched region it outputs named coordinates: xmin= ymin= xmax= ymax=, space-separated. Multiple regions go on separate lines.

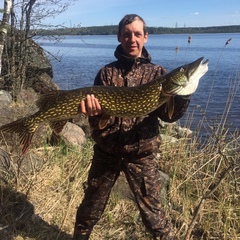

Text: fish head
xmin=163 ymin=57 xmax=209 ymax=95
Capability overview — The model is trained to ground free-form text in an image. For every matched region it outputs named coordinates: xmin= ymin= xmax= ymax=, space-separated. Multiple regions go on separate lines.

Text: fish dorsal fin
xmin=49 ymin=120 xmax=68 ymax=134
xmin=0 ymin=117 xmax=37 ymax=155
xmin=20 ymin=131 xmax=34 ymax=155
xmin=36 ymin=91 xmax=63 ymax=109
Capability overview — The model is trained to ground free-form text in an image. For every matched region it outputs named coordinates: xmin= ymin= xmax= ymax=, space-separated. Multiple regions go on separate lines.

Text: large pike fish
xmin=0 ymin=57 xmax=208 ymax=154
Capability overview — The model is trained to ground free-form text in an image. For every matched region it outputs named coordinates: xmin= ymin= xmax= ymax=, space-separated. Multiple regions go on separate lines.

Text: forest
xmin=36 ymin=24 xmax=240 ymax=36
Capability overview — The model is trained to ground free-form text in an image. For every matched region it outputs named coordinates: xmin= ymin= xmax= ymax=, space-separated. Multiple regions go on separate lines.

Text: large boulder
xmin=24 ymin=39 xmax=60 ymax=93
xmin=1 ymin=35 xmax=59 ymax=94
xmin=56 ymin=122 xmax=86 ymax=152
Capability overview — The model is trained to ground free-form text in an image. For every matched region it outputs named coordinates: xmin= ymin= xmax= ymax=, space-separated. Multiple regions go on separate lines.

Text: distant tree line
xmin=35 ymin=25 xmax=240 ymax=36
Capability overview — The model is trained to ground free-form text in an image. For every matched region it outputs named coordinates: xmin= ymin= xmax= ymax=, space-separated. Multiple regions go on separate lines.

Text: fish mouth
xmin=199 ymin=57 xmax=209 ymax=70
xmin=187 ymin=57 xmax=209 ymax=77
xmin=174 ymin=57 xmax=209 ymax=96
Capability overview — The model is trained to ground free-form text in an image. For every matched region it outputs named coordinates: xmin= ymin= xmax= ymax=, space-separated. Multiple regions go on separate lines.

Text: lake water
xmin=37 ymin=33 xmax=240 ymax=135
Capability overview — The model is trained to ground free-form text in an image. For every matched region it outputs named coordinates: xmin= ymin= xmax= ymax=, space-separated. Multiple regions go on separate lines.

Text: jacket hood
xmin=114 ymin=44 xmax=151 ymax=66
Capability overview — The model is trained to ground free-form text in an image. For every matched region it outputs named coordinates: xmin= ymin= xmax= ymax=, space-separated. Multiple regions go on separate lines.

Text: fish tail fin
xmin=0 ymin=118 xmax=36 ymax=155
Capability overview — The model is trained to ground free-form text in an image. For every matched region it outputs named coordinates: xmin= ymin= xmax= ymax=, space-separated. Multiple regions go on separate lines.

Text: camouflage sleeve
xmin=153 ymin=95 xmax=191 ymax=123
xmin=93 ymin=68 xmax=105 ymax=86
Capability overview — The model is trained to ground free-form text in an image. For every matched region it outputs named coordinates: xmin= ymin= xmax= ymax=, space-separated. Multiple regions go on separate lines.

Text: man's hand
xmin=80 ymin=94 xmax=103 ymax=116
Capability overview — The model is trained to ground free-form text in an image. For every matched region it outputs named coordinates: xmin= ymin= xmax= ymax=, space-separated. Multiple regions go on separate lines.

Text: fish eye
xmin=180 ymin=67 xmax=185 ymax=72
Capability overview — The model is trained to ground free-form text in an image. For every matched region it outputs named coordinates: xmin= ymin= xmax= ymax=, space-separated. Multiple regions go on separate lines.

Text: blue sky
xmin=47 ymin=0 xmax=240 ymax=28
xmin=1 ymin=0 xmax=240 ymax=28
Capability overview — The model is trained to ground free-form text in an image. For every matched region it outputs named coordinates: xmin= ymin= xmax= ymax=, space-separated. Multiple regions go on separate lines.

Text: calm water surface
xmin=37 ymin=33 xmax=240 ymax=134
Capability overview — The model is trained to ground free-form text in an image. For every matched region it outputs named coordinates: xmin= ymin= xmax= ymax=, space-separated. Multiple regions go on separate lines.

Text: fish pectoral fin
xmin=49 ymin=120 xmax=68 ymax=134
xmin=99 ymin=114 xmax=111 ymax=129
xmin=165 ymin=96 xmax=175 ymax=120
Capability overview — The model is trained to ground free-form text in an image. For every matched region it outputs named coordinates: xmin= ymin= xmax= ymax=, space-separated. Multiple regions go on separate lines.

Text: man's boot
xmin=153 ymin=230 xmax=178 ymax=240
xmin=73 ymin=233 xmax=90 ymax=240
xmin=73 ymin=229 xmax=90 ymax=240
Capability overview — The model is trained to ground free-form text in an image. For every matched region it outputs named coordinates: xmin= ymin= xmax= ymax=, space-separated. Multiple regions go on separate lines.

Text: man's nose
xmin=129 ymin=33 xmax=136 ymax=42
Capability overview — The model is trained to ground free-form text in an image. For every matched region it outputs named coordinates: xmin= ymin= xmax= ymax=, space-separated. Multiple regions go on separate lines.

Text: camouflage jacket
xmin=89 ymin=45 xmax=190 ymax=155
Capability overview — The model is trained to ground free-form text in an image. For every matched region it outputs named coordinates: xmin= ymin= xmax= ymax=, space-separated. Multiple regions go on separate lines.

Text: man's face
xmin=117 ymin=19 xmax=148 ymax=58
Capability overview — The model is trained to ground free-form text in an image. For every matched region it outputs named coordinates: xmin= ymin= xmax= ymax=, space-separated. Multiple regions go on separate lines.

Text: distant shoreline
xmin=35 ymin=25 xmax=240 ymax=36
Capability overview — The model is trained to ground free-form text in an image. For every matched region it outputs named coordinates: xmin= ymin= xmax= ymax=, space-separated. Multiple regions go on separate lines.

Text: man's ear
xmin=144 ymin=32 xmax=148 ymax=43
xmin=117 ymin=33 xmax=121 ymax=43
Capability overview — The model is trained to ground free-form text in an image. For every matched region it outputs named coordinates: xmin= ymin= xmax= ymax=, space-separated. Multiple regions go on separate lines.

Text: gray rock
xmin=160 ymin=134 xmax=178 ymax=144
xmin=176 ymin=126 xmax=193 ymax=138
xmin=0 ymin=90 xmax=12 ymax=107
xmin=58 ymin=122 xmax=86 ymax=152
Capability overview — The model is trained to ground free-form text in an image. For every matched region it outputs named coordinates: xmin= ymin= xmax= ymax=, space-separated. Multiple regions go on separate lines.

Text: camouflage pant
xmin=74 ymin=145 xmax=171 ymax=238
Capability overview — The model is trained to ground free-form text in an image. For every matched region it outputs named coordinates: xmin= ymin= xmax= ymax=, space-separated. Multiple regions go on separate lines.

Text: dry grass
xmin=0 ymin=138 xmax=152 ymax=240
xmin=161 ymin=126 xmax=240 ymax=240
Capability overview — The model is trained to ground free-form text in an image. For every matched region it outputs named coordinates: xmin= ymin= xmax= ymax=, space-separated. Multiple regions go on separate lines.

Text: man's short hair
xmin=118 ymin=14 xmax=147 ymax=35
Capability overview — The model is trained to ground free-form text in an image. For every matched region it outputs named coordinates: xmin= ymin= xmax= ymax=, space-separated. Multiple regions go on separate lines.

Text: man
xmin=74 ymin=14 xmax=190 ymax=240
